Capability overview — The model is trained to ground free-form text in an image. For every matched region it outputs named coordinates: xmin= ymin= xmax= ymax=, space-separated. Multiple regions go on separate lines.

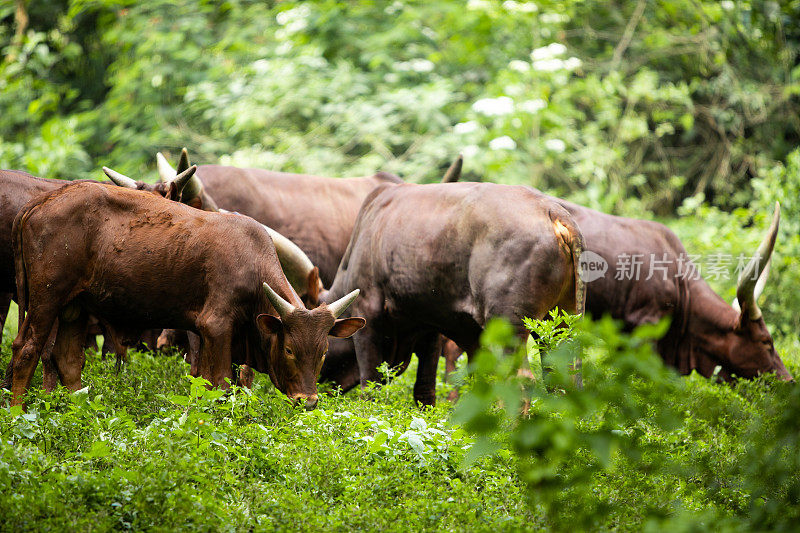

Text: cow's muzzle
xmin=291 ymin=393 xmax=318 ymax=411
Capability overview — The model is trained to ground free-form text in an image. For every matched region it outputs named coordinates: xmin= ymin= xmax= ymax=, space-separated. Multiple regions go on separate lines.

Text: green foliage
xmin=455 ymin=315 xmax=800 ymax=530
xmin=4 ymin=0 xmax=800 ymax=199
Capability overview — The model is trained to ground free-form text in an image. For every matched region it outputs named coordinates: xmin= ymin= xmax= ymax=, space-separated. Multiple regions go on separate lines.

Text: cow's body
xmin=9 ymin=182 xmax=363 ymax=406
xmin=552 ymin=198 xmax=790 ymax=380
xmin=196 ymin=166 xmax=403 ymax=285
xmin=440 ymin=195 xmax=790 ymax=381
xmin=320 ymin=182 xmax=585 ymax=405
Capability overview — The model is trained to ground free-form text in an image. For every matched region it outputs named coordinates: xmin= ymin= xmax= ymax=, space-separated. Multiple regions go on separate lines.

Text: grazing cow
xmin=156 ymin=150 xmax=463 ymax=285
xmin=0 ymin=166 xmax=200 ymax=340
xmin=553 ymin=198 xmax=790 ymax=381
xmin=9 ymin=182 xmax=365 ymax=407
xmin=0 ymin=166 xmax=203 ymax=394
xmin=442 ymin=193 xmax=790 ymax=382
xmin=317 ymin=182 xmax=585 ymax=405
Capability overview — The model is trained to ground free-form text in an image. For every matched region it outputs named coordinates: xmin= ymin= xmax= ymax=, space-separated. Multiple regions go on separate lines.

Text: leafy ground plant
xmin=454 ymin=314 xmax=800 ymax=531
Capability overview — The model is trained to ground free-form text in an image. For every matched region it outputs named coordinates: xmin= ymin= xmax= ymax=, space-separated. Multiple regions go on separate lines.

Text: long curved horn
xmin=103 ymin=167 xmax=138 ymax=189
xmin=732 ymin=256 xmax=772 ymax=313
xmin=176 ymin=147 xmax=190 ymax=174
xmin=263 ymin=282 xmax=296 ymax=318
xmin=264 ymin=226 xmax=319 ymax=295
xmin=172 ymin=165 xmax=198 ymax=195
xmin=156 ymin=152 xmax=177 ymax=183
xmin=736 ymin=202 xmax=780 ymax=320
xmin=219 ymin=209 xmax=319 ymax=296
xmin=441 ymin=154 xmax=463 ymax=183
xmin=327 ymin=289 xmax=360 ymax=318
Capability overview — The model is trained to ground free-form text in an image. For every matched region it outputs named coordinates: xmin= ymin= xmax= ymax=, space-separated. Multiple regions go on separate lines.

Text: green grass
xmin=1 ymin=309 xmax=799 ymax=531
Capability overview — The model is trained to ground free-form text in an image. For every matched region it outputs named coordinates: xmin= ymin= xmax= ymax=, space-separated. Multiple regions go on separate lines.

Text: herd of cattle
xmin=0 ymin=149 xmax=791 ymax=409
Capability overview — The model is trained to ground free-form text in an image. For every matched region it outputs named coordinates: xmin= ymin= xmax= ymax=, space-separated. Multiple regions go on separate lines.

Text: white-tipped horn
xmin=733 ymin=256 xmax=773 ymax=313
xmin=441 ymin=154 xmax=463 ymax=183
xmin=264 ymin=226 xmax=318 ymax=295
xmin=156 ymin=152 xmax=177 ymax=183
xmin=103 ymin=167 xmax=138 ymax=189
xmin=172 ymin=165 xmax=198 ymax=195
xmin=220 ymin=209 xmax=319 ymax=296
xmin=176 ymin=147 xmax=190 ymax=174
xmin=327 ymin=289 xmax=361 ymax=318
xmin=263 ymin=282 xmax=296 ymax=318
xmin=735 ymin=202 xmax=780 ymax=320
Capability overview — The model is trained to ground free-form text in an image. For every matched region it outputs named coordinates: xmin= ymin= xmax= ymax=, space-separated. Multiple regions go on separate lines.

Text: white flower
xmin=394 ymin=59 xmax=435 ymax=73
xmin=472 ymin=96 xmax=514 ymax=116
xmin=410 ymin=59 xmax=434 ymax=72
xmin=454 ymin=121 xmax=479 ymax=134
xmin=467 ymin=0 xmax=490 ymax=10
xmin=276 ymin=5 xmax=310 ymax=33
xmin=508 ymin=59 xmax=531 ymax=72
xmin=489 ymin=136 xmax=517 ymax=150
xmin=720 ymin=0 xmax=735 ymax=9
xmin=462 ymin=145 xmax=480 ymax=158
xmin=531 ymin=42 xmax=566 ymax=61
xmin=520 ymin=99 xmax=546 ymax=113
xmin=545 ymin=138 xmax=566 ymax=152
xmin=503 ymin=0 xmax=538 ymax=13
xmin=151 ymin=74 xmax=163 ymax=88
xmin=532 ymin=58 xmax=564 ymax=71
xmin=563 ymin=57 xmax=582 ymax=70
xmin=541 ymin=13 xmax=567 ymax=24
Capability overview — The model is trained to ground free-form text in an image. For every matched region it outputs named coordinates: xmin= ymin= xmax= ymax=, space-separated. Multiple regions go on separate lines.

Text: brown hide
xmin=9 ymin=182 xmax=362 ymax=407
xmin=196 ymin=166 xmax=402 ymax=285
xmin=0 ymin=170 xmax=186 ymax=388
xmin=553 ymin=198 xmax=790 ymax=381
xmin=320 ymin=182 xmax=585 ymax=405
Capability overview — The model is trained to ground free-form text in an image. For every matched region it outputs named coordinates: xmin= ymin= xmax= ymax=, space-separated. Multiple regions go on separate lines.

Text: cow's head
xmin=103 ymin=162 xmax=201 ymax=205
xmin=155 ymin=148 xmax=219 ymax=210
xmin=256 ymin=282 xmax=365 ymax=409
xmin=689 ymin=203 xmax=791 ymax=382
xmin=103 ymin=148 xmax=218 ymax=211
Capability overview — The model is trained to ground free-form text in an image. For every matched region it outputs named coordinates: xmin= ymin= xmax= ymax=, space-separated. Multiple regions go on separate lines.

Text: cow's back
xmin=197 ymin=165 xmax=401 ymax=285
xmin=331 ymin=182 xmax=579 ymax=332
xmin=553 ymin=197 xmax=688 ymax=327
xmin=16 ymin=182 xmax=282 ymax=331
xmin=0 ymin=171 xmax=65 ymax=294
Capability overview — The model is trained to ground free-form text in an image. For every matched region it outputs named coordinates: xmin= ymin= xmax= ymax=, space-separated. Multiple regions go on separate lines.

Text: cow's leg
xmin=412 ymin=332 xmax=442 ymax=407
xmin=196 ymin=315 xmax=234 ymax=388
xmin=186 ymin=331 xmax=201 ymax=375
xmin=47 ymin=309 xmax=89 ymax=391
xmin=441 ymin=338 xmax=463 ymax=401
xmin=237 ymin=365 xmax=254 ymax=388
xmin=41 ymin=321 xmax=61 ymax=392
xmin=352 ymin=319 xmax=392 ymax=388
xmin=10 ymin=308 xmax=59 ymax=406
xmin=0 ymin=292 xmax=13 ymax=342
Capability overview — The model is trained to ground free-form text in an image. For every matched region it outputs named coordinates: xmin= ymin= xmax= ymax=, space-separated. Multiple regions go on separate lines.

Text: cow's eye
xmin=285 ymin=346 xmax=294 ymax=356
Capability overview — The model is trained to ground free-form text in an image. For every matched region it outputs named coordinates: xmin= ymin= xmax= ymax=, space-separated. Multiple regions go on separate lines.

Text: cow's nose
xmin=304 ymin=396 xmax=318 ymax=410
xmin=291 ymin=394 xmax=319 ymax=410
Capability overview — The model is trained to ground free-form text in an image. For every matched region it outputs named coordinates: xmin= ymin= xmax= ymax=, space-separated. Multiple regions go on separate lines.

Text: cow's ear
xmin=306 ymin=267 xmax=321 ymax=307
xmin=166 ymin=182 xmax=180 ymax=201
xmin=329 ymin=317 xmax=366 ymax=338
xmin=187 ymin=196 xmax=203 ymax=209
xmin=256 ymin=314 xmax=283 ymax=336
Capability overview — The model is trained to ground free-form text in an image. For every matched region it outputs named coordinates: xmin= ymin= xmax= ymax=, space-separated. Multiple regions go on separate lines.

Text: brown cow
xmin=318 ymin=181 xmax=585 ymax=405
xmin=0 ymin=166 xmax=200 ymax=388
xmin=9 ymin=182 xmax=365 ymax=407
xmin=555 ymin=198 xmax=789 ymax=381
xmin=441 ymin=193 xmax=790 ymax=383
xmin=155 ymin=150 xmax=463 ymax=285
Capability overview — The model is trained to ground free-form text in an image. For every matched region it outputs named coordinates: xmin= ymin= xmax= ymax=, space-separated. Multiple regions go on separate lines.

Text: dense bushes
xmin=455 ymin=314 xmax=800 ymax=530
xmin=3 ymin=0 xmax=800 ymax=207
